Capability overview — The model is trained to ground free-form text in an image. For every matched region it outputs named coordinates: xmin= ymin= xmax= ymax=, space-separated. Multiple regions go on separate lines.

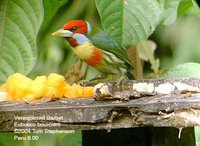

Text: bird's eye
xmin=69 ymin=26 xmax=78 ymax=32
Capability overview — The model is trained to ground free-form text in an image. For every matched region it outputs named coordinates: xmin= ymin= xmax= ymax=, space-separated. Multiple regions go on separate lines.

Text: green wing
xmin=90 ymin=32 xmax=134 ymax=78
xmin=90 ymin=32 xmax=132 ymax=68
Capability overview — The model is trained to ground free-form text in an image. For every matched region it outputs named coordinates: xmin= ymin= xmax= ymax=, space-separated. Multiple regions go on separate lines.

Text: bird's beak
xmin=52 ymin=29 xmax=73 ymax=37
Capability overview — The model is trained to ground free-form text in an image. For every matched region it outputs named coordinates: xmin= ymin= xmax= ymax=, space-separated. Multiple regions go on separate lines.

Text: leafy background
xmin=0 ymin=0 xmax=43 ymax=82
xmin=0 ymin=0 xmax=200 ymax=145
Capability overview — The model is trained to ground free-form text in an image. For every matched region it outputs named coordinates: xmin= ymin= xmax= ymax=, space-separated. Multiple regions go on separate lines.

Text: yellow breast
xmin=73 ymin=42 xmax=95 ymax=61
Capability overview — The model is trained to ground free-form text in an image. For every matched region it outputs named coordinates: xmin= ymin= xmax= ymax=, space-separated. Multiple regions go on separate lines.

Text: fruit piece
xmin=64 ymin=84 xmax=94 ymax=98
xmin=47 ymin=73 xmax=69 ymax=98
xmin=27 ymin=76 xmax=48 ymax=99
xmin=4 ymin=73 xmax=32 ymax=100
xmin=64 ymin=86 xmax=79 ymax=98
xmin=82 ymin=87 xmax=94 ymax=97
xmin=0 ymin=73 xmax=95 ymax=102
xmin=23 ymin=94 xmax=35 ymax=101
xmin=48 ymin=73 xmax=67 ymax=87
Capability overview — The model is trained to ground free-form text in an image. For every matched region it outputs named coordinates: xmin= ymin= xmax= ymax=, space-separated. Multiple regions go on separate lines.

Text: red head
xmin=52 ymin=20 xmax=91 ymax=47
xmin=63 ymin=20 xmax=90 ymax=34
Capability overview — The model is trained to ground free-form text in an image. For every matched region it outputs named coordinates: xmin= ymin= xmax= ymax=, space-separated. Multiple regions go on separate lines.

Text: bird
xmin=52 ymin=20 xmax=134 ymax=79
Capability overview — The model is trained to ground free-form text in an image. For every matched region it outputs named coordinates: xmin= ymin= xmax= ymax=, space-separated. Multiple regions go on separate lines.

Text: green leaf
xmin=0 ymin=0 xmax=43 ymax=83
xmin=178 ymin=0 xmax=193 ymax=16
xmin=39 ymin=0 xmax=69 ymax=36
xmin=195 ymin=127 xmax=200 ymax=146
xmin=95 ymin=0 xmax=163 ymax=47
xmin=161 ymin=62 xmax=200 ymax=78
xmin=161 ymin=0 xmax=181 ymax=25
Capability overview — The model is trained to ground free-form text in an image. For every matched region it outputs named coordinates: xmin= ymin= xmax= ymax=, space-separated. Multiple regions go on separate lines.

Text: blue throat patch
xmin=73 ymin=34 xmax=90 ymax=45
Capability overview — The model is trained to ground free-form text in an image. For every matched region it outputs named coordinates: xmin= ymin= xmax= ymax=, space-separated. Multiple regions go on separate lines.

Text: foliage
xmin=0 ymin=0 xmax=43 ymax=83
xmin=0 ymin=0 xmax=200 ymax=145
xmin=0 ymin=132 xmax=82 ymax=146
xmin=195 ymin=127 xmax=200 ymax=146
xmin=95 ymin=0 xmax=163 ymax=47
xmin=0 ymin=0 xmax=199 ymax=81
xmin=161 ymin=62 xmax=200 ymax=78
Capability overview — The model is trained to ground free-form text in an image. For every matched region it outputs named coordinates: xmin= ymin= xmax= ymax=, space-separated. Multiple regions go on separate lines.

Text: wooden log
xmin=0 ymin=77 xmax=200 ymax=132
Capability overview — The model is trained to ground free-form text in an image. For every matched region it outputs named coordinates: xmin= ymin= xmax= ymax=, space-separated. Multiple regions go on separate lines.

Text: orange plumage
xmin=86 ymin=48 xmax=103 ymax=67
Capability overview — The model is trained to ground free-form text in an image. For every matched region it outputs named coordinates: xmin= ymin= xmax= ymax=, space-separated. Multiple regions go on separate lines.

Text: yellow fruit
xmin=0 ymin=73 xmax=95 ymax=102
xmin=5 ymin=73 xmax=32 ymax=100
xmin=64 ymin=86 xmax=78 ymax=98
xmin=46 ymin=73 xmax=69 ymax=98
xmin=28 ymin=76 xmax=47 ymax=99
xmin=82 ymin=87 xmax=94 ymax=97
xmin=45 ymin=87 xmax=61 ymax=98
xmin=48 ymin=73 xmax=66 ymax=87
xmin=63 ymin=84 xmax=94 ymax=98
xmin=23 ymin=94 xmax=35 ymax=101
